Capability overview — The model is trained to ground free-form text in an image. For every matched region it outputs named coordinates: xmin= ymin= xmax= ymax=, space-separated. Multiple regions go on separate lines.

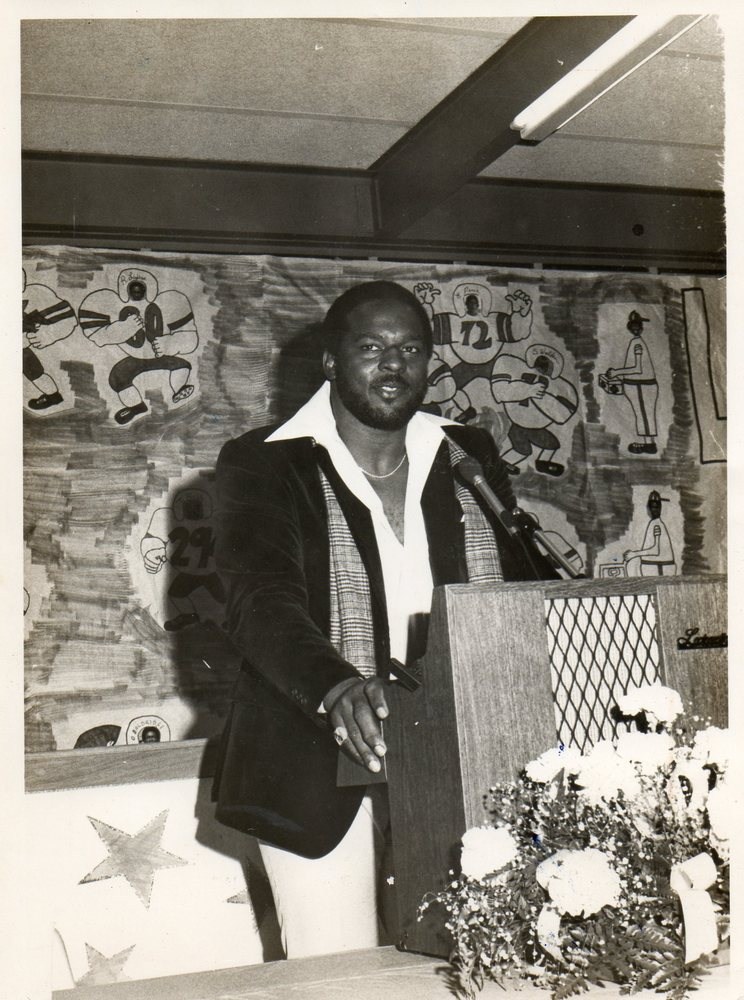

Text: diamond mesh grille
xmin=545 ymin=594 xmax=661 ymax=752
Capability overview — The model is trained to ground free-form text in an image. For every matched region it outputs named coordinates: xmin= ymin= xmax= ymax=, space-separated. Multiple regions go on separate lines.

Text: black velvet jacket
xmin=212 ymin=421 xmax=554 ymax=858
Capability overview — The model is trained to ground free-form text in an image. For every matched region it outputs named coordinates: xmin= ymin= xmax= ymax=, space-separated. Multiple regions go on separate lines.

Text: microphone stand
xmin=458 ymin=460 xmax=583 ymax=580
xmin=503 ymin=506 xmax=583 ymax=579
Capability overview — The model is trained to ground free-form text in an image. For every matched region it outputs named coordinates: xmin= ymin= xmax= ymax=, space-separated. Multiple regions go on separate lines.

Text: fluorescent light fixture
xmin=511 ymin=14 xmax=706 ymax=142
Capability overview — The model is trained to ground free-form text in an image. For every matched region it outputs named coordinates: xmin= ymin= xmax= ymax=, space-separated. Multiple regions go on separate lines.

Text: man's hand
xmin=323 ymin=677 xmax=389 ymax=773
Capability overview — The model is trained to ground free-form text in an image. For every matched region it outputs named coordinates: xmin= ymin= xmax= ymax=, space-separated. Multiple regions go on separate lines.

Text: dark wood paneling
xmin=22 ymin=154 xmax=375 ymax=240
xmin=404 ymin=179 xmax=725 ymax=271
xmin=22 ymin=153 xmax=724 ymax=271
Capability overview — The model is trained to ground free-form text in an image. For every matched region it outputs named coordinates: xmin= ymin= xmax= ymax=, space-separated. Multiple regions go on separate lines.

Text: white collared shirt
xmin=267 ymin=381 xmax=454 ymax=664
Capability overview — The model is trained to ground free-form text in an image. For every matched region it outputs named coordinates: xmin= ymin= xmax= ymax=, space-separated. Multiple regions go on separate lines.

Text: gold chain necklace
xmin=358 ymin=452 xmax=408 ymax=480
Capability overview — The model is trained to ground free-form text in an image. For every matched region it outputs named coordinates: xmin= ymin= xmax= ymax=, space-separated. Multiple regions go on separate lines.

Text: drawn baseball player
xmin=490 ymin=344 xmax=578 ymax=476
xmin=623 ymin=489 xmax=677 ymax=576
xmin=22 ymin=269 xmax=77 ymax=411
xmin=140 ymin=488 xmax=225 ymax=631
xmin=601 ymin=310 xmax=659 ymax=455
xmin=78 ymin=267 xmax=198 ymax=425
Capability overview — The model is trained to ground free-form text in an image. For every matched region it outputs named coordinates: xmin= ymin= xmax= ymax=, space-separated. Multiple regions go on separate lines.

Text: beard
xmin=334 ymin=369 xmax=428 ymax=431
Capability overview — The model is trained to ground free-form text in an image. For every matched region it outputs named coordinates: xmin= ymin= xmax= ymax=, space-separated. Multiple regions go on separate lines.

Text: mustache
xmin=371 ymin=374 xmax=409 ymax=389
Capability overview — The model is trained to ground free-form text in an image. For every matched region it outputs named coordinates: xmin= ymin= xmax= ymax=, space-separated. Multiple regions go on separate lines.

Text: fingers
xmin=365 ymin=678 xmax=389 ymax=720
xmin=328 ymin=677 xmax=389 ymax=773
xmin=331 ymin=710 xmax=379 ymax=772
xmin=345 ymin=708 xmax=384 ymax=773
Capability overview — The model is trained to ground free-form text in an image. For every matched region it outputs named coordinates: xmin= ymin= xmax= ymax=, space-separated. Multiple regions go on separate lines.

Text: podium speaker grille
xmin=545 ymin=593 xmax=661 ymax=752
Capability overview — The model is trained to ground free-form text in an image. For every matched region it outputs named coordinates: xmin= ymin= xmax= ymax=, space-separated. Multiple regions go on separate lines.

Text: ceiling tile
xmin=479 ymin=136 xmax=723 ymax=191
xmin=375 ymin=17 xmax=531 ymax=36
xmin=22 ymin=98 xmax=408 ymax=169
xmin=21 ymin=18 xmax=519 ymax=125
xmin=663 ymin=15 xmax=724 ymax=57
xmin=559 ymin=52 xmax=724 ymax=147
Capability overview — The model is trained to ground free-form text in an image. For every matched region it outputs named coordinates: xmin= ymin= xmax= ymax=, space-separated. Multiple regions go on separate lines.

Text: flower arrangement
xmin=423 ymin=684 xmax=730 ymax=999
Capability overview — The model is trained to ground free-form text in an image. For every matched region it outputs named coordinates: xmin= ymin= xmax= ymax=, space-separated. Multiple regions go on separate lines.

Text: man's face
xmin=128 ymin=280 xmax=147 ymax=301
xmin=325 ymin=298 xmax=430 ymax=431
xmin=464 ymin=295 xmax=480 ymax=316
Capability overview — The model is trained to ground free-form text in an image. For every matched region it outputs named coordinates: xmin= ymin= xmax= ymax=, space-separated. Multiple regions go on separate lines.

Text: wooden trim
xmin=445 ymin=573 xmax=726 ymax=600
xmin=25 ymin=737 xmax=220 ymax=794
xmin=50 ymin=946 xmax=442 ymax=999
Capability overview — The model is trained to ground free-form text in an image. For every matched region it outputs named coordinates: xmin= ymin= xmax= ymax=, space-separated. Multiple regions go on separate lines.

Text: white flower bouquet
xmin=422 ymin=684 xmax=730 ymax=999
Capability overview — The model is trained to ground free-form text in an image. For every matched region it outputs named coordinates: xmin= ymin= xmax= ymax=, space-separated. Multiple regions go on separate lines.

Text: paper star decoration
xmin=80 ymin=810 xmax=188 ymax=907
xmin=78 ymin=943 xmax=135 ymax=986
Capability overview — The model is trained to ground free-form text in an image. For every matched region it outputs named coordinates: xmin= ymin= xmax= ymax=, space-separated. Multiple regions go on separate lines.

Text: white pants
xmin=258 ymin=794 xmax=381 ymax=959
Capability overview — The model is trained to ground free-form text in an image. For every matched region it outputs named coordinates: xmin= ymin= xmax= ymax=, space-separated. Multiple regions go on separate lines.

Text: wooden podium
xmin=376 ymin=575 xmax=727 ymax=958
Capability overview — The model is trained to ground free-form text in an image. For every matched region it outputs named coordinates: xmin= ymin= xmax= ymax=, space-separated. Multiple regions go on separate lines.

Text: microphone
xmin=455 ymin=457 xmax=520 ymax=536
xmin=455 ymin=456 xmax=582 ymax=578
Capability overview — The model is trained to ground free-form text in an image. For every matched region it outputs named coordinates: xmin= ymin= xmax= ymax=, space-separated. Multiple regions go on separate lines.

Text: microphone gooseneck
xmin=455 ymin=457 xmax=520 ymax=536
xmin=455 ymin=456 xmax=582 ymax=578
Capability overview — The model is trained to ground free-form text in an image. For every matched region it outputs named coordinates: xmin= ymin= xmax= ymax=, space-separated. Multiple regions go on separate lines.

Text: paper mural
xmin=78 ymin=267 xmax=200 ymax=425
xmin=22 ymin=248 xmax=726 ymax=753
xmin=23 ymin=268 xmax=77 ymax=413
xmin=133 ymin=477 xmax=225 ymax=633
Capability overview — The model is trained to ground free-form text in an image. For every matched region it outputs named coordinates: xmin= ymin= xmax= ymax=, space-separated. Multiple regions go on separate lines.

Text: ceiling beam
xmin=371 ymin=15 xmax=634 ymax=238
xmin=22 ymin=154 xmax=724 ymax=273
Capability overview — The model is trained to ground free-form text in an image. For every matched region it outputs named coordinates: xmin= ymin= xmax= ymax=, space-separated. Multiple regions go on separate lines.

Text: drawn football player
xmin=140 ymin=488 xmax=225 ymax=631
xmin=79 ymin=267 xmax=198 ymax=425
xmin=424 ymin=348 xmax=475 ymax=422
xmin=414 ymin=281 xmax=534 ymax=425
xmin=22 ymin=268 xmax=77 ymax=411
xmin=490 ymin=344 xmax=578 ymax=476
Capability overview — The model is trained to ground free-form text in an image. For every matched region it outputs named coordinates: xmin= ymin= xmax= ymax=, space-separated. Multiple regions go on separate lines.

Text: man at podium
xmin=212 ymin=280 xmax=554 ymax=959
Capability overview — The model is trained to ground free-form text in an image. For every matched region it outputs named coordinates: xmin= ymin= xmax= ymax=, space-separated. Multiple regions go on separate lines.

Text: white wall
xmin=24 ymin=776 xmax=264 ymax=996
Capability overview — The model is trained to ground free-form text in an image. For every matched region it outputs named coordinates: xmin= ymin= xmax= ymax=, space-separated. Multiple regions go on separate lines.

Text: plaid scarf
xmin=321 ymin=438 xmax=503 ymax=677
